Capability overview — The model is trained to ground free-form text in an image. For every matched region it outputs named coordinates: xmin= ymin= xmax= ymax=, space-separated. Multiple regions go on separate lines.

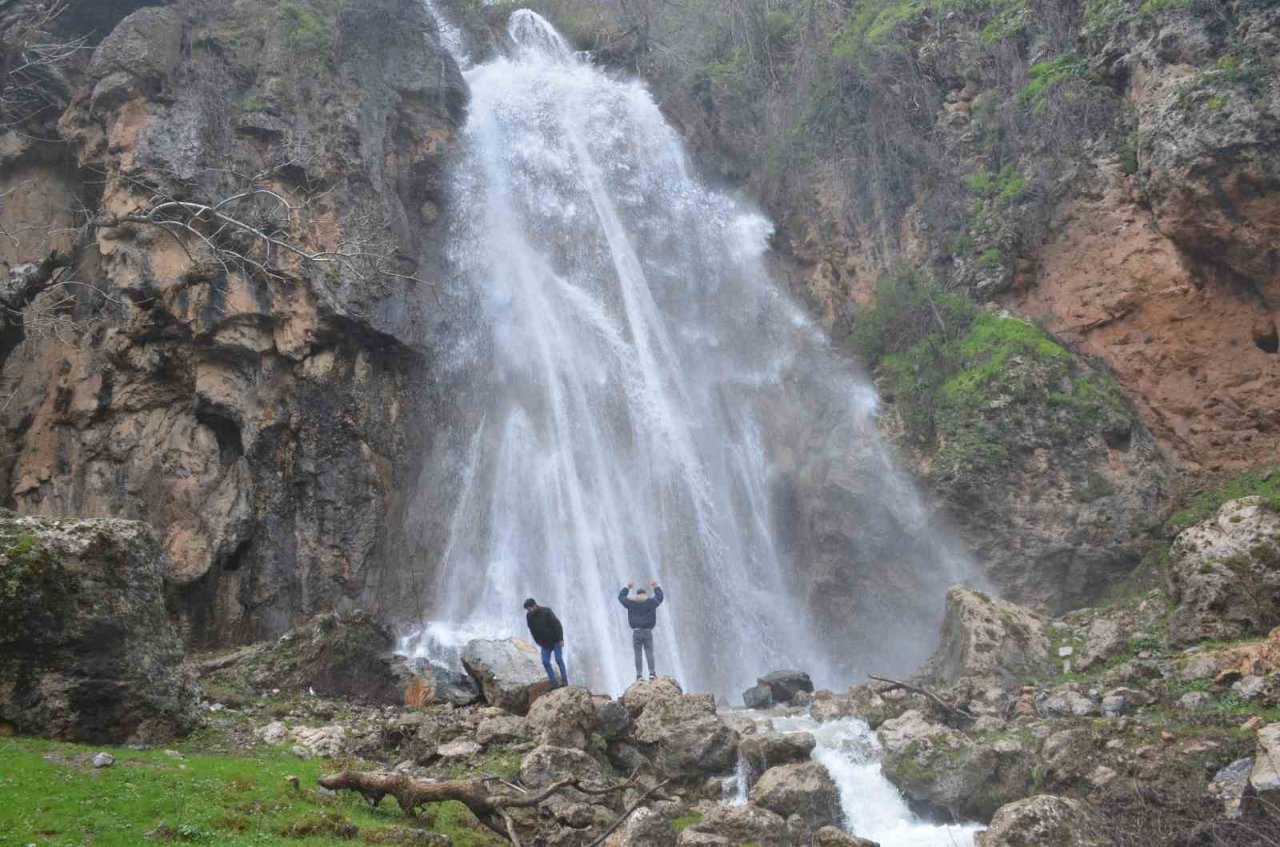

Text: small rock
xmin=163 ymin=750 xmax=183 ymax=759
xmin=1216 ymin=670 xmax=1244 ymax=689
xmin=1161 ymin=731 xmax=1176 ymax=743
xmin=285 ymin=775 xmax=300 ymax=790
xmin=1087 ymin=765 xmax=1117 ymax=788
xmin=1058 ymin=646 xmax=1074 ymax=658
xmin=92 ymin=752 xmax=115 ymax=768
xmin=291 ymin=745 xmax=310 ymax=759
xmin=1243 ymin=716 xmax=1264 ymax=732
xmin=1178 ymin=692 xmax=1212 ymax=711
xmin=437 ymin=738 xmax=482 ymax=760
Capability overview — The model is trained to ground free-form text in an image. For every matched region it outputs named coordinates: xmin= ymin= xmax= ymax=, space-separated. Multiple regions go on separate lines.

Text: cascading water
xmin=401 ymin=8 xmax=976 ymax=698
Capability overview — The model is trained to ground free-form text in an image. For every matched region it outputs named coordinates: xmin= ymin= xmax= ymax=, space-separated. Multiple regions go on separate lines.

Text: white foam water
xmin=765 ymin=714 xmax=979 ymax=847
xmin=404 ymin=6 xmax=975 ymax=698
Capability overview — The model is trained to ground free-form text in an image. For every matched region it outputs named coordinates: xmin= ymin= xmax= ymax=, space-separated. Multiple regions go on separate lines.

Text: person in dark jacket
xmin=523 ymin=598 xmax=567 ymax=688
xmin=618 ymin=580 xmax=663 ymax=681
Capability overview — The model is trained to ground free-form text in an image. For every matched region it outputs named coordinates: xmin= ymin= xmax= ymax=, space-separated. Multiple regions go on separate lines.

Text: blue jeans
xmin=540 ymin=642 xmax=567 ymax=686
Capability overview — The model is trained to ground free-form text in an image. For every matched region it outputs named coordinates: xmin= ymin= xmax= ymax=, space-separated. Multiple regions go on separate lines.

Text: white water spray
xmin=403 ymin=8 xmax=975 ymax=698
xmin=770 ymin=714 xmax=979 ymax=847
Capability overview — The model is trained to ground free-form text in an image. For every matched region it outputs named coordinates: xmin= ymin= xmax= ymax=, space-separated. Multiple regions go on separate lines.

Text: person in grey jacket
xmin=618 ymin=580 xmax=664 ymax=681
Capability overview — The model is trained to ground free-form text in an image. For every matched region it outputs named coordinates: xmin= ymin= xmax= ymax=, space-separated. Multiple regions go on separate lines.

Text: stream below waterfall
xmin=732 ymin=712 xmax=979 ymax=847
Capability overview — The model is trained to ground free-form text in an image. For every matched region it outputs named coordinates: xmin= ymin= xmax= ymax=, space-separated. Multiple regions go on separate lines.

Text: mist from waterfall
xmin=401 ymin=8 xmax=977 ymax=698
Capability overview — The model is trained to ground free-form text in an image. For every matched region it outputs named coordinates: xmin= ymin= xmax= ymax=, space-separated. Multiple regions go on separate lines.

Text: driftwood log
xmin=318 ymin=768 xmax=669 ymax=846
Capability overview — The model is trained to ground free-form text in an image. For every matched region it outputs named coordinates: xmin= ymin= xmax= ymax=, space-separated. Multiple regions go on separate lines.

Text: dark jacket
xmin=526 ymin=606 xmax=563 ymax=648
xmin=618 ymin=586 xmax=664 ymax=629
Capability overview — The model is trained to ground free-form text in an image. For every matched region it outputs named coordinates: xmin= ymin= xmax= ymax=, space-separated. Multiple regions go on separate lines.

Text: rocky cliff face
xmin=504 ymin=0 xmax=1280 ymax=610
xmin=0 ymin=0 xmax=465 ymax=643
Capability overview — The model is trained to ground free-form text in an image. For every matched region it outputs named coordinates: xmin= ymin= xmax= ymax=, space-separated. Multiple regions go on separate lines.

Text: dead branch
xmin=584 ymin=777 xmax=673 ymax=847
xmin=868 ymin=674 xmax=974 ymax=720
xmin=318 ymin=768 xmax=645 ymax=843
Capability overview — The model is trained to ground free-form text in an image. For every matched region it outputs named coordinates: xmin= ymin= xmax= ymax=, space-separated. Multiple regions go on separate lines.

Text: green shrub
xmin=1018 ymin=54 xmax=1089 ymax=115
xmin=281 ymin=1 xmax=334 ymax=70
xmin=1165 ymin=469 xmax=1280 ymax=533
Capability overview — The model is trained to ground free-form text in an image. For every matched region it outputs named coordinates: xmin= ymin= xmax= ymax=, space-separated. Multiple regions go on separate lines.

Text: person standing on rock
xmin=523 ymin=598 xmax=567 ymax=688
xmin=618 ymin=580 xmax=663 ymax=681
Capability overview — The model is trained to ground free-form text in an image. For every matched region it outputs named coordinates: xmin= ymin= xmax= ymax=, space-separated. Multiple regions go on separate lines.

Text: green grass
xmin=0 ymin=737 xmax=503 ymax=847
xmin=1165 ymin=468 xmax=1280 ymax=533
xmin=673 ymin=812 xmax=704 ymax=832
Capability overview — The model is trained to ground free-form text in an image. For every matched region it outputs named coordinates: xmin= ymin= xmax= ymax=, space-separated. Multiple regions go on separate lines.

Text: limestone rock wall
xmin=0 ymin=0 xmax=466 ymax=643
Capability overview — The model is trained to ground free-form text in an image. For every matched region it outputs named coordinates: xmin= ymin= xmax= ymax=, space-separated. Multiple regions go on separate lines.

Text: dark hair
xmin=523 ymin=598 xmax=537 ymax=609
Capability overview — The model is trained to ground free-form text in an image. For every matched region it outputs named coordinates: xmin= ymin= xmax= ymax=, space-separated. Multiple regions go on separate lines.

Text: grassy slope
xmin=0 ymin=736 xmax=503 ymax=847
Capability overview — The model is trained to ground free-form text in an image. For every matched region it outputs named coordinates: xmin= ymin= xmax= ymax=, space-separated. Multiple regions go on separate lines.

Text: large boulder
xmin=1167 ymin=498 xmax=1280 ymax=646
xmin=527 ymin=685 xmax=600 ymax=749
xmin=677 ymin=804 xmax=789 ymax=846
xmin=749 ymin=762 xmax=842 ymax=831
xmin=977 ymin=795 xmax=1103 ymax=847
xmin=739 ymin=732 xmax=817 ymax=777
xmin=401 ymin=661 xmax=481 ymax=707
xmin=921 ymin=587 xmax=1050 ymax=687
xmin=0 ymin=515 xmax=198 ymax=743
xmin=757 ymin=670 xmax=815 ymax=705
xmin=878 ymin=710 xmax=1028 ymax=820
xmin=625 ymin=679 xmax=737 ymax=779
xmin=813 ymin=827 xmax=879 ymax=847
xmin=1247 ymin=723 xmax=1280 ymax=813
xmin=605 ymin=806 xmax=677 ymax=847
xmin=461 ymin=638 xmax=553 ymax=715
xmin=196 ymin=611 xmax=408 ymax=705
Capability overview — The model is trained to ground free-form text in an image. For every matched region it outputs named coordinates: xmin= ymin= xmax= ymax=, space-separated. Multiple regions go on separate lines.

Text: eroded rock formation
xmin=0 ymin=0 xmax=466 ymax=643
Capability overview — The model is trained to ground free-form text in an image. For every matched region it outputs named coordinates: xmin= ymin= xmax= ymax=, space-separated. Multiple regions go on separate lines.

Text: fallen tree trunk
xmin=318 ymin=768 xmax=664 ymax=845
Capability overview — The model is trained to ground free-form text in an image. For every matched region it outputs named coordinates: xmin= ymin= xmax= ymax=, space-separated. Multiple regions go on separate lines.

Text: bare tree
xmin=0 ymin=0 xmax=87 ymax=129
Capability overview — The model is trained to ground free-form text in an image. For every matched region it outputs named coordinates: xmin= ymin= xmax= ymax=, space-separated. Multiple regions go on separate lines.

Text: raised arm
xmin=653 ymin=585 xmax=664 ymax=606
xmin=618 ymin=587 xmax=633 ymax=608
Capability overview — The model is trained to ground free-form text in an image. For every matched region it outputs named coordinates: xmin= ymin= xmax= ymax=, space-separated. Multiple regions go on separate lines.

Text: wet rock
xmin=758 ymin=671 xmax=815 ymax=705
xmin=400 ymin=661 xmax=481 ymax=708
xmin=977 ymin=795 xmax=1103 ymax=847
xmin=743 ymin=684 xmax=774 ymax=710
xmin=677 ymin=804 xmax=787 ymax=846
xmin=461 ymin=638 xmax=553 ymax=715
xmin=749 ymin=762 xmax=841 ymax=831
xmin=597 ymin=699 xmax=630 ymax=740
xmin=813 ymin=826 xmax=879 ymax=847
xmin=878 ymin=710 xmax=1016 ymax=820
xmin=739 ymin=732 xmax=817 ymax=775
xmin=527 ymin=686 xmax=600 ymax=749
xmin=198 ymin=612 xmax=408 ymax=706
xmin=921 ymin=587 xmax=1050 ymax=687
xmin=0 ymin=516 xmax=198 ymax=743
xmin=1168 ymin=498 xmax=1280 ymax=646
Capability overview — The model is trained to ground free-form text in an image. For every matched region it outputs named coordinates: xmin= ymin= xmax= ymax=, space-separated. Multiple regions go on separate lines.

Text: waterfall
xmin=401 ymin=8 xmax=977 ymax=698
